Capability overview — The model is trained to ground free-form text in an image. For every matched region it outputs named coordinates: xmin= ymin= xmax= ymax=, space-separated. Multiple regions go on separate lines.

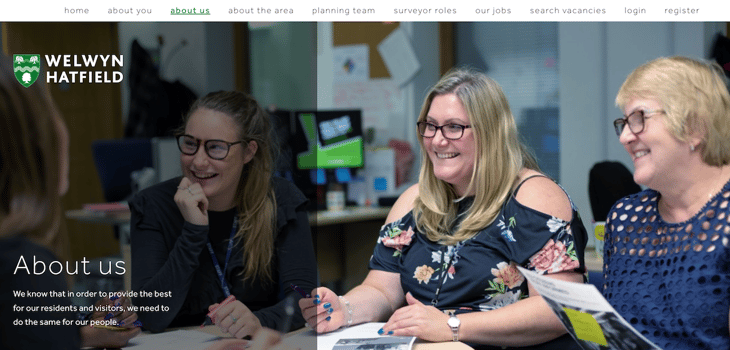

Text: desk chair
xmin=90 ymin=139 xmax=153 ymax=292
xmin=92 ymin=139 xmax=153 ymax=203
xmin=587 ymin=161 xmax=641 ymax=292
xmin=588 ymin=161 xmax=642 ymax=223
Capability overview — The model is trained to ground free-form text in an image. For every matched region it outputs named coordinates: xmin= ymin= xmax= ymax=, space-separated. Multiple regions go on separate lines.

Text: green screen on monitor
xmin=296 ymin=110 xmax=364 ymax=169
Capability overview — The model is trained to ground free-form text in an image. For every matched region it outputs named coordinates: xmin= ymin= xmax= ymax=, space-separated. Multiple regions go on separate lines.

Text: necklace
xmin=658 ymin=167 xmax=729 ymax=223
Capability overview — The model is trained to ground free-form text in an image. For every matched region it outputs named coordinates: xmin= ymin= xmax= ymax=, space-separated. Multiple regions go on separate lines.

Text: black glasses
xmin=176 ymin=134 xmax=244 ymax=160
xmin=613 ymin=109 xmax=665 ymax=137
xmin=417 ymin=121 xmax=472 ymax=140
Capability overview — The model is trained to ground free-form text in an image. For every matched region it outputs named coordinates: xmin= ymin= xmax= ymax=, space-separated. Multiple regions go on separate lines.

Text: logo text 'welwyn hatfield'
xmin=44 ymin=55 xmax=124 ymax=83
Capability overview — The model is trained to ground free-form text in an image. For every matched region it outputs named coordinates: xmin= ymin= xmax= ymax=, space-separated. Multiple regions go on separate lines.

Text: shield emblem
xmin=13 ymin=54 xmax=41 ymax=88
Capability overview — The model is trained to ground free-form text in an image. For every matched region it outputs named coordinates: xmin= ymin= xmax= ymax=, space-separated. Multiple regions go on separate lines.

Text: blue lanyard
xmin=206 ymin=220 xmax=237 ymax=297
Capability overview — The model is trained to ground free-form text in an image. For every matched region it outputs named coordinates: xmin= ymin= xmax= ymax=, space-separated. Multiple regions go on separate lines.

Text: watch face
xmin=447 ymin=316 xmax=460 ymax=327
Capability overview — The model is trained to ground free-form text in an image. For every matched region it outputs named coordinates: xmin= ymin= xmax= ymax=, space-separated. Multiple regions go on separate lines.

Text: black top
xmin=0 ymin=236 xmax=81 ymax=350
xmin=130 ymin=177 xmax=317 ymax=333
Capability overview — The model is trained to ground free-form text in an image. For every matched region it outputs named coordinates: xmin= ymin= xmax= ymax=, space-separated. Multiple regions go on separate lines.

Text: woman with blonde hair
xmin=300 ymin=68 xmax=588 ymax=349
xmin=604 ymin=56 xmax=730 ymax=349
xmin=131 ymin=91 xmax=317 ymax=337
xmin=0 ymin=54 xmax=140 ymax=349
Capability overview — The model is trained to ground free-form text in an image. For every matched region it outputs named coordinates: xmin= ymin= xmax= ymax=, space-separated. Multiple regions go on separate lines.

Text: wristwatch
xmin=447 ymin=313 xmax=461 ymax=341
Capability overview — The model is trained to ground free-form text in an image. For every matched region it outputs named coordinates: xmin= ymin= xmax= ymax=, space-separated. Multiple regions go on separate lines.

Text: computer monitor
xmin=294 ymin=110 xmax=364 ymax=170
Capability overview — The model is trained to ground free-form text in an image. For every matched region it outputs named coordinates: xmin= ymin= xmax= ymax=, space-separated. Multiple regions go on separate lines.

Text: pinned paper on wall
xmin=333 ymin=44 xmax=369 ymax=82
xmin=377 ymin=27 xmax=421 ymax=86
xmin=333 ymin=78 xmax=404 ymax=128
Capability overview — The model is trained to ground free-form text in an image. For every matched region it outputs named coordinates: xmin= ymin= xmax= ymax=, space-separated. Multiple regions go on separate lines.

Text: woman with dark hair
xmin=300 ymin=68 xmax=588 ymax=349
xmin=0 ymin=54 xmax=140 ymax=349
xmin=130 ymin=91 xmax=317 ymax=338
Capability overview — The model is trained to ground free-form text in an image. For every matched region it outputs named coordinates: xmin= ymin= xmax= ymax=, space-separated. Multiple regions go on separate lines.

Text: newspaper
xmin=517 ymin=267 xmax=661 ymax=350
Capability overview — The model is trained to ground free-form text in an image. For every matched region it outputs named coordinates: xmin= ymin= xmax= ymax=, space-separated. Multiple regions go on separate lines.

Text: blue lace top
xmin=602 ymin=179 xmax=730 ymax=350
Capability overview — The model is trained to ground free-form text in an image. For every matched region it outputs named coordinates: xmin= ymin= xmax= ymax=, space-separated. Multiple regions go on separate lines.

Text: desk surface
xmin=67 ymin=206 xmax=391 ymax=228
xmin=311 ymin=206 xmax=391 ymax=227
xmin=65 ymin=208 xmax=131 ymax=226
xmin=584 ymin=248 xmax=603 ymax=272
xmin=196 ymin=325 xmax=474 ymax=349
xmin=127 ymin=325 xmax=472 ymax=349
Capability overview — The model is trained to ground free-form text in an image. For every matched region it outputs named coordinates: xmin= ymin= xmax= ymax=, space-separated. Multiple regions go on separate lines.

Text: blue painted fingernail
xmin=325 ymin=316 xmax=331 ymax=321
xmin=118 ymin=321 xmax=125 ymax=326
xmin=114 ymin=301 xmax=121 ymax=307
xmin=110 ymin=295 xmax=120 ymax=301
xmin=104 ymin=313 xmax=113 ymax=320
xmin=378 ymin=328 xmax=384 ymax=335
xmin=133 ymin=320 xmax=143 ymax=327
xmin=388 ymin=331 xmax=394 ymax=335
xmin=323 ymin=302 xmax=331 ymax=309
xmin=327 ymin=307 xmax=334 ymax=313
xmin=313 ymin=298 xmax=321 ymax=305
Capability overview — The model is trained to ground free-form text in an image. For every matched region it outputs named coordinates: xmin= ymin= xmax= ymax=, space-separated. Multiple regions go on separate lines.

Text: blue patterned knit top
xmin=602 ymin=179 xmax=730 ymax=349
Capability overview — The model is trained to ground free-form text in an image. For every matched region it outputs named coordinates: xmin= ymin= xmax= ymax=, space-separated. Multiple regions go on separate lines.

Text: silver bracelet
xmin=339 ymin=295 xmax=353 ymax=327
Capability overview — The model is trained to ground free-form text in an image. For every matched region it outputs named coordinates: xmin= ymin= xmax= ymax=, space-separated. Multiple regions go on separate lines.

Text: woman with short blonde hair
xmin=605 ymin=56 xmax=730 ymax=349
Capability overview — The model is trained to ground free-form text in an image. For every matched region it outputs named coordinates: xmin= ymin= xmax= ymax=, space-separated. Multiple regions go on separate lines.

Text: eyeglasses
xmin=176 ymin=134 xmax=244 ymax=160
xmin=417 ymin=121 xmax=472 ymax=140
xmin=613 ymin=109 xmax=665 ymax=137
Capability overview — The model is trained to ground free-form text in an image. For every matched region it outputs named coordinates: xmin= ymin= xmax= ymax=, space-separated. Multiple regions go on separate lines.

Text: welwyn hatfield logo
xmin=13 ymin=54 xmax=41 ymax=88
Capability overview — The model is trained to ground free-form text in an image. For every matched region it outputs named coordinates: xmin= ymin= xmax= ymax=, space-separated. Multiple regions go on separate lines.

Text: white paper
xmin=517 ymin=267 xmax=660 ymax=350
xmin=333 ymin=79 xmax=404 ymax=128
xmin=297 ymin=322 xmax=414 ymax=350
xmin=124 ymin=329 xmax=222 ymax=349
xmin=377 ymin=27 xmax=421 ymax=86
xmin=333 ymin=44 xmax=369 ymax=82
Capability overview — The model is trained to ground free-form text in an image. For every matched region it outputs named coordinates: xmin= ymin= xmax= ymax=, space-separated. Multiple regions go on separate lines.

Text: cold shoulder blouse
xmin=369 ymin=177 xmax=589 ymax=349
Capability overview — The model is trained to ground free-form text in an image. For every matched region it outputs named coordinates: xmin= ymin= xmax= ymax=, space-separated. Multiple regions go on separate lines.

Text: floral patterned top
xmin=369 ymin=177 xmax=589 ymax=316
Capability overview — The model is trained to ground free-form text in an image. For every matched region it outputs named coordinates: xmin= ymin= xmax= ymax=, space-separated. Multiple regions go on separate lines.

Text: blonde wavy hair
xmin=616 ymin=56 xmax=730 ymax=166
xmin=0 ymin=54 xmax=63 ymax=246
xmin=413 ymin=68 xmax=538 ymax=245
xmin=181 ymin=91 xmax=279 ymax=283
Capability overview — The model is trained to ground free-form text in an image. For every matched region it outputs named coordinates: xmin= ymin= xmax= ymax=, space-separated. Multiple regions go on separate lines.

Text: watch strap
xmin=448 ymin=314 xmax=460 ymax=342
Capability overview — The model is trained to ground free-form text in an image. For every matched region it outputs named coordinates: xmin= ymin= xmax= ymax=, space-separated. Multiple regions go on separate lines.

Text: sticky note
xmin=594 ymin=223 xmax=605 ymax=241
xmin=563 ymin=307 xmax=607 ymax=346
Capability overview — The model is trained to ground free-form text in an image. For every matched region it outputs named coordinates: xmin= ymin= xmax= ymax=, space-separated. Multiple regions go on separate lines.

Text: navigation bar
xmin=4 ymin=2 xmax=724 ymax=21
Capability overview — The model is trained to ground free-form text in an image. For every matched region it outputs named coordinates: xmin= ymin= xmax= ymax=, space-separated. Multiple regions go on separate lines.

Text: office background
xmin=318 ymin=22 xmax=727 ymax=237
xmin=1 ymin=22 xmax=727 ymax=262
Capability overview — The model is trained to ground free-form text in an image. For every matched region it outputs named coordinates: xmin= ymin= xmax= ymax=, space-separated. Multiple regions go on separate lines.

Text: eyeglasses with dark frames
xmin=613 ymin=109 xmax=665 ymax=137
xmin=417 ymin=121 xmax=472 ymax=140
xmin=176 ymin=134 xmax=244 ymax=160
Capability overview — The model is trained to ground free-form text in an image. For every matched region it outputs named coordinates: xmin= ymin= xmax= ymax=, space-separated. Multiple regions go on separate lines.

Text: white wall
xmin=456 ymin=23 xmax=560 ymax=126
xmin=559 ymin=22 xmax=725 ymax=235
xmin=250 ymin=22 xmax=316 ymax=110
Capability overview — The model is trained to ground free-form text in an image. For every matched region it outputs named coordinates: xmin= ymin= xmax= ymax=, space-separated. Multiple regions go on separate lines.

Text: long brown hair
xmin=413 ymin=68 xmax=538 ymax=245
xmin=0 ymin=54 xmax=63 ymax=246
xmin=181 ymin=91 xmax=278 ymax=283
